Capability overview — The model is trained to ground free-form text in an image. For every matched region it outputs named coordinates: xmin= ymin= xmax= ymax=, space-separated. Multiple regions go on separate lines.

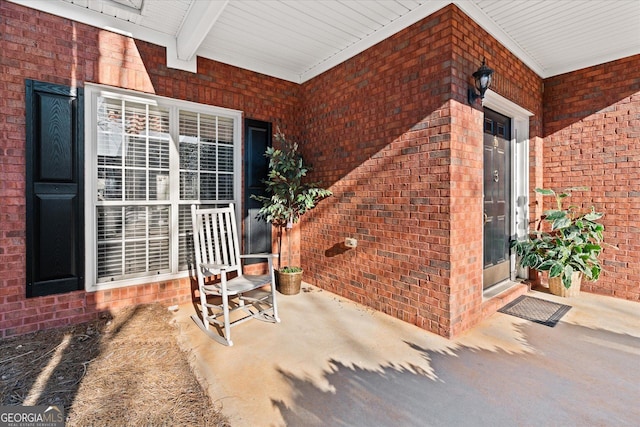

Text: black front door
xmin=243 ymin=119 xmax=272 ymax=262
xmin=483 ymin=108 xmax=511 ymax=289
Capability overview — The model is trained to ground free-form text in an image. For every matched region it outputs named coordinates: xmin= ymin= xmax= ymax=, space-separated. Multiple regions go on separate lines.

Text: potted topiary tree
xmin=251 ymin=129 xmax=332 ymax=295
xmin=511 ymin=187 xmax=607 ymax=297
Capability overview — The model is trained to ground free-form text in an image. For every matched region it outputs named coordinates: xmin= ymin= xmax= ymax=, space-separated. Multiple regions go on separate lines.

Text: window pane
xmin=125 ymin=169 xmax=147 ymax=200
xmin=219 ymin=117 xmax=234 ymax=145
xmin=124 ymin=102 xmax=148 ymax=135
xmin=97 ymin=206 xmax=124 ymax=279
xmin=149 ymin=137 xmax=169 ymax=169
xmin=125 ymin=240 xmax=147 ymax=274
xmin=98 ymin=168 xmax=122 ymax=201
xmin=97 ymin=133 xmax=124 ymax=162
xmin=125 ymin=136 xmax=147 ymax=167
xmin=178 ymin=204 xmax=193 ymax=269
xmin=124 ymin=207 xmax=147 ymax=238
xmin=179 ymin=111 xmax=198 ymax=139
xmin=97 ymin=206 xmax=122 ymax=240
xmin=218 ymin=145 xmax=233 ymax=172
xmin=97 ymin=98 xmax=124 ymax=157
xmin=180 ymin=172 xmax=197 ymax=200
xmin=200 ymin=114 xmax=216 ymax=143
xmin=149 ymin=106 xmax=169 ymax=136
xmin=149 ymin=239 xmax=170 ymax=272
xmin=180 ymin=142 xmax=198 ymax=170
xmin=200 ymin=143 xmax=217 ymax=171
xmin=199 ymin=173 xmax=217 ymax=200
xmin=149 ymin=206 xmax=170 ymax=236
xmin=98 ymin=242 xmax=123 ymax=277
xmin=151 ymin=172 xmax=170 ymax=200
xmin=219 ymin=174 xmax=233 ymax=200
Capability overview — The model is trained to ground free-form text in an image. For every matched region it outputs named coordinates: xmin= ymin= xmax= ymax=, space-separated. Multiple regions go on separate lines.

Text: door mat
xmin=498 ymin=295 xmax=572 ymax=327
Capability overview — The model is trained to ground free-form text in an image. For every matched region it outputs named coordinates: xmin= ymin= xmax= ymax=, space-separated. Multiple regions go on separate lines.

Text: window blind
xmin=93 ymin=92 xmax=238 ymax=283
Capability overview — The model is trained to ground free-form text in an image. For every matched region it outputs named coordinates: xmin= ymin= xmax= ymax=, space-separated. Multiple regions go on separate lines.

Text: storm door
xmin=483 ymin=108 xmax=511 ymax=289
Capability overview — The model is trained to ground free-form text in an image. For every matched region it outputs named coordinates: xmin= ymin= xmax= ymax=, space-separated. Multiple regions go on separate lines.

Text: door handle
xmin=493 ymin=170 xmax=499 ymax=182
xmin=484 ymin=212 xmax=489 ymax=225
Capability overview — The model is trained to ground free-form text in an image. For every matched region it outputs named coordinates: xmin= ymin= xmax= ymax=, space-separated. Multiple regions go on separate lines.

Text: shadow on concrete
xmin=272 ymin=322 xmax=640 ymax=427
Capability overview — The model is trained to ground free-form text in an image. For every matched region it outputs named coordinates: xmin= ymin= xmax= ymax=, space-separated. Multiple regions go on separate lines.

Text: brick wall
xmin=448 ymin=6 xmax=542 ymax=335
xmin=0 ymin=0 xmax=298 ymax=338
xmin=299 ymin=5 xmax=543 ymax=337
xmin=299 ymin=7 xmax=457 ymax=336
xmin=543 ymin=55 xmax=640 ymax=301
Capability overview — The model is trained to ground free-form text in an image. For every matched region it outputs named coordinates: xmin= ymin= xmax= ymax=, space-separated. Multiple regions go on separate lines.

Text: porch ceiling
xmin=14 ymin=0 xmax=640 ymax=82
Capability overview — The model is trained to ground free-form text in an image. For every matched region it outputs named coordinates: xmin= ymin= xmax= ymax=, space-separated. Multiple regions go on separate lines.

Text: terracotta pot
xmin=528 ymin=268 xmax=542 ymax=286
xmin=548 ymin=271 xmax=582 ymax=297
xmin=277 ymin=269 xmax=303 ymax=295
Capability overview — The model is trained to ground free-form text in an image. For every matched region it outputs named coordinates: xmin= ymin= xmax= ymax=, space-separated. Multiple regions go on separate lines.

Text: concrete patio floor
xmin=172 ymin=284 xmax=640 ymax=427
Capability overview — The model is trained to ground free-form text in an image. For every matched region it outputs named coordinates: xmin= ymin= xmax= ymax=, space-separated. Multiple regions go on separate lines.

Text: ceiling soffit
xmin=10 ymin=0 xmax=640 ymax=82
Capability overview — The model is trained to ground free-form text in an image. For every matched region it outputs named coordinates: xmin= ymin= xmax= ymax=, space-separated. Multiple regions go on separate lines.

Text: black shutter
xmin=25 ymin=80 xmax=84 ymax=297
xmin=243 ymin=119 xmax=272 ymax=262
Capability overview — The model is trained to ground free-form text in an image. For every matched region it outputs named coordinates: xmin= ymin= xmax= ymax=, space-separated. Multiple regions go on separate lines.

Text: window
xmin=85 ymin=85 xmax=241 ymax=290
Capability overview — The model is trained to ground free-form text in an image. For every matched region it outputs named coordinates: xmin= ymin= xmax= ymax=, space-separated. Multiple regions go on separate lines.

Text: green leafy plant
xmin=279 ymin=266 xmax=303 ymax=274
xmin=511 ymin=187 xmax=606 ymax=289
xmin=251 ymin=129 xmax=332 ymax=270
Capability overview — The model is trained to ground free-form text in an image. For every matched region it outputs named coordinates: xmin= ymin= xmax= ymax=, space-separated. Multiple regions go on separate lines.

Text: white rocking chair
xmin=190 ymin=203 xmax=280 ymax=346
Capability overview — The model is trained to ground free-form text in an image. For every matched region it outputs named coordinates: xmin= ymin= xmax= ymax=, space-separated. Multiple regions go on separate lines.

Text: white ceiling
xmin=12 ymin=0 xmax=640 ymax=83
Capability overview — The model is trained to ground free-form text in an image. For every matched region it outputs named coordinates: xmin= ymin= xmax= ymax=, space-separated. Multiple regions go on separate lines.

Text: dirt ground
xmin=0 ymin=304 xmax=229 ymax=426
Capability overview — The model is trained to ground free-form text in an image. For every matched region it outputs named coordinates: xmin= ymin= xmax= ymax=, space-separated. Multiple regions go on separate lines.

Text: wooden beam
xmin=176 ymin=0 xmax=229 ymax=61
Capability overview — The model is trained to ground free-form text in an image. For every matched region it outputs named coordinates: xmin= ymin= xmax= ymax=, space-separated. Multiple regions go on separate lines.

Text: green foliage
xmin=511 ymin=187 xmax=607 ymax=289
xmin=251 ymin=129 xmax=332 ymax=268
xmin=279 ymin=266 xmax=303 ymax=274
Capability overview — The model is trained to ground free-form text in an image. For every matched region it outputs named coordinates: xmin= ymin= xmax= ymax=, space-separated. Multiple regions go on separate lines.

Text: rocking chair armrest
xmin=239 ymin=253 xmax=278 ymax=260
xmin=200 ymin=263 xmax=231 ymax=275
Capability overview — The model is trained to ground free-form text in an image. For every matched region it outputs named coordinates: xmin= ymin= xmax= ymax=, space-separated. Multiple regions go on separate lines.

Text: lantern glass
xmin=477 ymin=74 xmax=491 ymax=91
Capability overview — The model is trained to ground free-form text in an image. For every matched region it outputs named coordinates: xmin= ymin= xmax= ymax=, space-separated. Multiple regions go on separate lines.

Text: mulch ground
xmin=0 ymin=304 xmax=229 ymax=426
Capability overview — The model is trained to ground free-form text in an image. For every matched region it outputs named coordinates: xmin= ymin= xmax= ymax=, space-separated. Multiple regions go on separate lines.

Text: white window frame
xmin=84 ymin=84 xmax=242 ymax=291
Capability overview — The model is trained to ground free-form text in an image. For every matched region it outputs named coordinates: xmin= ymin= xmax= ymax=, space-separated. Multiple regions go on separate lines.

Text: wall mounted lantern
xmin=468 ymin=58 xmax=494 ymax=104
